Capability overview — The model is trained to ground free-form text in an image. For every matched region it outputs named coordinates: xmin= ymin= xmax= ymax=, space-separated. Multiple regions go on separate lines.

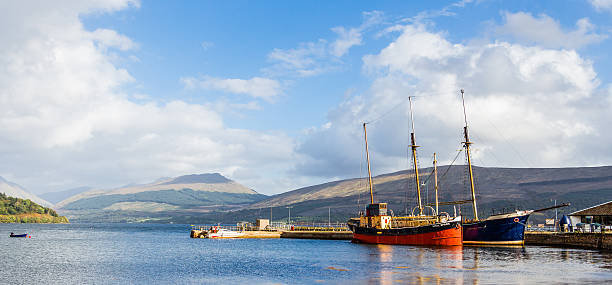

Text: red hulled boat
xmin=348 ymin=202 xmax=462 ymax=246
xmin=347 ymin=98 xmax=462 ymax=246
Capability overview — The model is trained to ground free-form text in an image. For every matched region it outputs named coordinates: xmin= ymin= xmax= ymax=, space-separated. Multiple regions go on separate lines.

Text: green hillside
xmin=57 ymin=173 xmax=267 ymax=223
xmin=61 ymin=189 xmax=267 ymax=210
xmin=0 ymin=192 xmax=69 ymax=223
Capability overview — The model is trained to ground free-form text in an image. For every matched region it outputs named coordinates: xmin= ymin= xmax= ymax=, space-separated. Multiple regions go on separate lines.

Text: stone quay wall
xmin=525 ymin=232 xmax=612 ymax=250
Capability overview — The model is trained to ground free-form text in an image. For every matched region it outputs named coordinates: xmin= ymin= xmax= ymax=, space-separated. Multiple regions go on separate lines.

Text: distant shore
xmin=0 ymin=213 xmax=69 ymax=223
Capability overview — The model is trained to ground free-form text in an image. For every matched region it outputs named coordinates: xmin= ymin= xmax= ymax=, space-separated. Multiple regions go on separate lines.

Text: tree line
xmin=0 ymin=192 xmax=64 ymax=220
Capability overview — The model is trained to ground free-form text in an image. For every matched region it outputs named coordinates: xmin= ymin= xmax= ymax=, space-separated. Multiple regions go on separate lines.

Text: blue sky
xmin=2 ymin=0 xmax=612 ymax=195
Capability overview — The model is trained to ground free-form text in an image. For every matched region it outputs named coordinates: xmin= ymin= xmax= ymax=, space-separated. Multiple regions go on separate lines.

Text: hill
xmin=56 ymin=173 xmax=267 ymax=223
xmin=53 ymin=166 xmax=612 ymax=224
xmin=176 ymin=165 xmax=612 ymax=225
xmin=0 ymin=176 xmax=52 ymax=207
xmin=0 ymin=192 xmax=69 ymax=223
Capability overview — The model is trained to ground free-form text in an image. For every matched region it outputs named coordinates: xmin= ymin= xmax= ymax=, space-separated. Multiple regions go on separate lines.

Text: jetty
xmin=191 ymin=229 xmax=352 ymax=240
xmin=190 ymin=220 xmax=352 ymax=240
xmin=190 ymin=227 xmax=612 ymax=250
xmin=525 ymin=231 xmax=612 ymax=250
xmin=190 ymin=229 xmax=280 ymax=239
xmin=281 ymin=231 xmax=352 ymax=240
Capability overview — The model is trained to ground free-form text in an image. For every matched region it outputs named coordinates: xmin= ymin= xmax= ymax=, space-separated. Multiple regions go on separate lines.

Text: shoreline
xmin=190 ymin=228 xmax=612 ymax=251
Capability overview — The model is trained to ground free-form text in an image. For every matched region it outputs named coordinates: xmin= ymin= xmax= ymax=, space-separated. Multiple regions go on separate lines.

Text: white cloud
xmin=90 ymin=28 xmax=138 ymax=51
xmin=0 ymin=1 xmax=296 ymax=195
xmin=590 ymin=0 xmax=612 ymax=12
xmin=495 ymin=12 xmax=607 ymax=49
xmin=181 ymin=76 xmax=282 ymax=101
xmin=201 ymin=41 xmax=214 ymax=50
xmin=265 ymin=11 xmax=383 ymax=77
xmin=409 ymin=0 xmax=474 ymax=23
xmin=265 ymin=40 xmax=332 ymax=77
xmin=331 ymin=11 xmax=384 ymax=57
xmin=330 ymin=26 xmax=362 ymax=57
xmin=295 ymin=22 xmax=609 ymax=179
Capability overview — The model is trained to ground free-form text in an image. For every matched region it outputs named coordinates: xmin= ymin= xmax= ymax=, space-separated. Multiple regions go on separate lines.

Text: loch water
xmin=1 ymin=223 xmax=612 ymax=284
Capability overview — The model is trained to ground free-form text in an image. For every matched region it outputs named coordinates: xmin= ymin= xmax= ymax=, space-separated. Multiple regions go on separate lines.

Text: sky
xmin=2 ymin=0 xmax=612 ymax=195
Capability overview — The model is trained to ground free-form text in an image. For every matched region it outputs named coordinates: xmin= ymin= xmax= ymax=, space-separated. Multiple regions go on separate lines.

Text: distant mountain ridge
xmin=161 ymin=173 xmax=231 ymax=185
xmin=239 ymin=165 xmax=612 ymax=224
xmin=56 ymin=173 xmax=266 ymax=222
xmin=49 ymin=166 xmax=612 ymax=224
xmin=40 ymin=186 xmax=92 ymax=205
xmin=0 ymin=176 xmax=52 ymax=207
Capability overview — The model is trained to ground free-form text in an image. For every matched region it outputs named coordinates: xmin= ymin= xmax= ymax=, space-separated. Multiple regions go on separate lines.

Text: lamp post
xmin=286 ymin=206 xmax=293 ymax=226
xmin=552 ymin=199 xmax=558 ymax=231
xmin=421 ymin=182 xmax=429 ymax=214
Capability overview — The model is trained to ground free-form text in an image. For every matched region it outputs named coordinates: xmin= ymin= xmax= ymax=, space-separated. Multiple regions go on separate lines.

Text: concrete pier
xmin=190 ymin=229 xmax=351 ymax=239
xmin=190 ymin=230 xmax=281 ymax=239
xmin=190 ymin=229 xmax=611 ymax=249
xmin=525 ymin=232 xmax=612 ymax=250
xmin=280 ymin=231 xmax=352 ymax=240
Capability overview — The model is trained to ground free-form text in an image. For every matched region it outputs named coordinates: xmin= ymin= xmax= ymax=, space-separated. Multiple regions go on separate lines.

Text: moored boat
xmin=456 ymin=89 xmax=532 ymax=245
xmin=457 ymin=89 xmax=567 ymax=245
xmin=204 ymin=227 xmax=245 ymax=238
xmin=348 ymin=204 xmax=462 ymax=246
xmin=348 ymin=98 xmax=462 ymax=246
xmin=462 ymin=211 xmax=532 ymax=245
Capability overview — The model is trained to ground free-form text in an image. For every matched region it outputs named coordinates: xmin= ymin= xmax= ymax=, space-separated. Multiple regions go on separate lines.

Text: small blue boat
xmin=9 ymin=232 xmax=28 ymax=238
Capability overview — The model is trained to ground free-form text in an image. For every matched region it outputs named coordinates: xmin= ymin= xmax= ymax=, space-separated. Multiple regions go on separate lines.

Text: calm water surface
xmin=1 ymin=223 xmax=611 ymax=284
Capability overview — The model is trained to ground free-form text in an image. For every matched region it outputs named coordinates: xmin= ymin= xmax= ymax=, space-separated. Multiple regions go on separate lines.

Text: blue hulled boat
xmin=458 ymin=89 xmax=532 ymax=245
xmin=463 ymin=211 xmax=532 ymax=245
xmin=9 ymin=232 xmax=28 ymax=238
xmin=457 ymin=90 xmax=568 ymax=245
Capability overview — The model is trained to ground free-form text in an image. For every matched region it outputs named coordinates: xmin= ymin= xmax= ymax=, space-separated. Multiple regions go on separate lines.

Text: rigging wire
xmin=483 ymin=119 xmax=534 ymax=167
xmin=421 ymin=149 xmax=463 ymax=186
xmin=439 ymin=149 xmax=464 ymax=183
xmin=358 ymin=127 xmax=365 ymax=212
xmin=364 ymin=97 xmax=409 ymax=125
xmin=363 ymin=94 xmax=434 ymax=126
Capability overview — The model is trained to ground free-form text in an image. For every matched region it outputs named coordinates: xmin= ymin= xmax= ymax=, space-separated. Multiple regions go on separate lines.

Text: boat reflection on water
xmin=365 ymin=244 xmax=465 ymax=285
xmin=362 ymin=245 xmax=540 ymax=284
xmin=367 ymin=245 xmax=393 ymax=285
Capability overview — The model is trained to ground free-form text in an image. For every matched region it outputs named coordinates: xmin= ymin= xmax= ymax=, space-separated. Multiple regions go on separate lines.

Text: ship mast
xmin=461 ymin=89 xmax=478 ymax=221
xmin=363 ymin=123 xmax=375 ymax=204
xmin=408 ymin=97 xmax=423 ymax=215
xmin=434 ymin=153 xmax=439 ymax=215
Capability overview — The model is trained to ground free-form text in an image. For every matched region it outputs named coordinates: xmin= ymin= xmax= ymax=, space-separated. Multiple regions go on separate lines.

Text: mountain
xmin=192 ymin=165 xmax=612 ymax=225
xmin=54 ymin=166 xmax=612 ymax=224
xmin=40 ymin=186 xmax=92 ymax=205
xmin=251 ymin=165 xmax=612 ymax=211
xmin=56 ymin=173 xmax=267 ymax=222
xmin=0 ymin=176 xmax=52 ymax=207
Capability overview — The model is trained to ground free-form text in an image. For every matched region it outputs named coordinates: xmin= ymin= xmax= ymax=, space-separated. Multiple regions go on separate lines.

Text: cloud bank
xmin=295 ymin=23 xmax=610 ymax=179
xmin=0 ymin=1 xmax=296 ymax=194
xmin=495 ymin=12 xmax=607 ymax=49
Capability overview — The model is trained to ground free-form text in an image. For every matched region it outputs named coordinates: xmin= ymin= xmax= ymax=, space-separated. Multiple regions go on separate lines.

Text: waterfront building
xmin=568 ymin=201 xmax=612 ymax=232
